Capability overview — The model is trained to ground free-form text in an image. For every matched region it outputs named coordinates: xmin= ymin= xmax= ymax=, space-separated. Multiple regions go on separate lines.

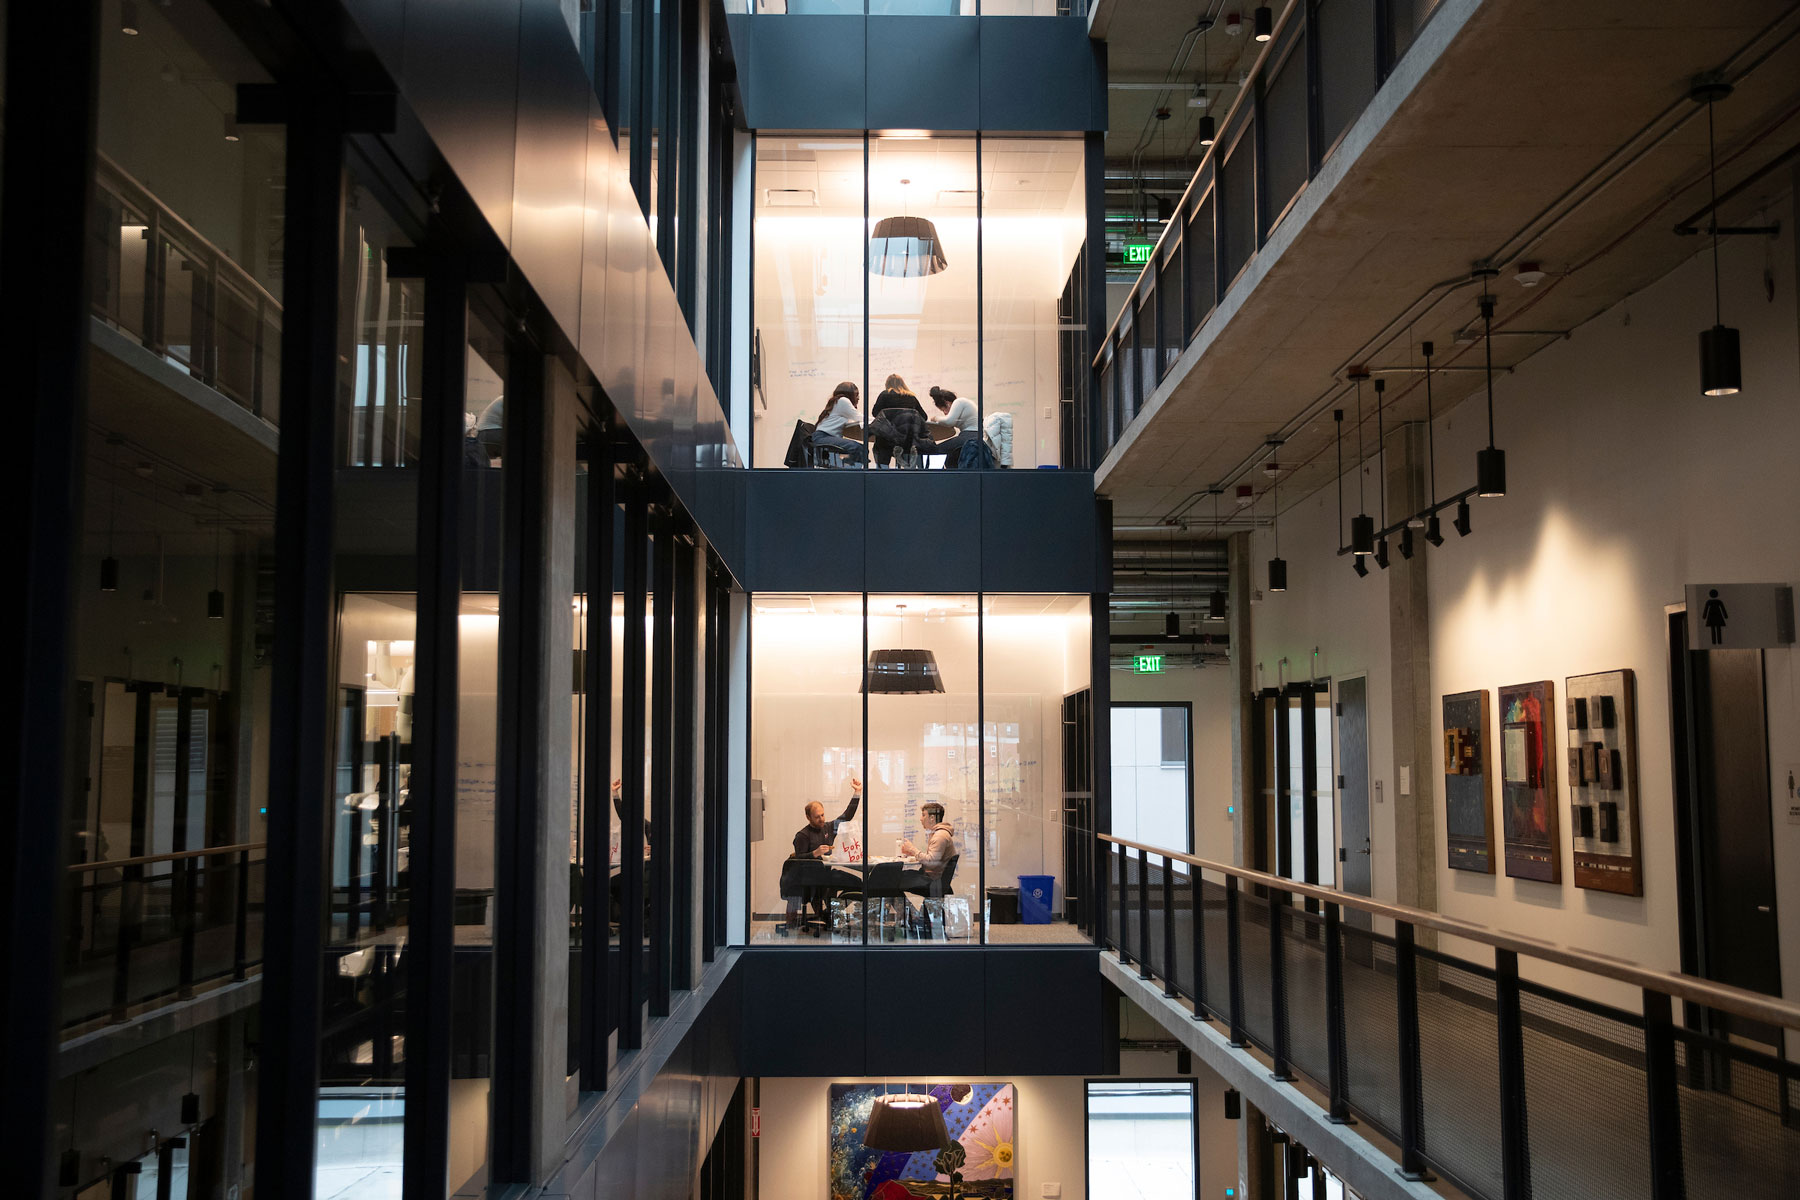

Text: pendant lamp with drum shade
xmin=864 ymin=1091 xmax=950 ymax=1152
xmin=1693 ymin=79 xmax=1741 ymax=396
xmin=863 ymin=649 xmax=947 ymax=695
xmin=870 ymin=178 xmax=947 ymax=278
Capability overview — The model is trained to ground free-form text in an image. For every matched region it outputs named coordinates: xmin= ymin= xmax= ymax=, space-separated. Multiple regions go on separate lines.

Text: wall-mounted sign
xmin=1124 ymin=242 xmax=1155 ymax=266
xmin=1133 ymin=654 xmax=1165 ymax=674
xmin=1684 ymin=584 xmax=1796 ymax=650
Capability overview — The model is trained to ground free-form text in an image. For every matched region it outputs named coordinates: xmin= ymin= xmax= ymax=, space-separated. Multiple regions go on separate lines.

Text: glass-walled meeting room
xmin=752 ymin=133 xmax=1087 ymax=470
xmin=748 ymin=593 xmax=1092 ymax=944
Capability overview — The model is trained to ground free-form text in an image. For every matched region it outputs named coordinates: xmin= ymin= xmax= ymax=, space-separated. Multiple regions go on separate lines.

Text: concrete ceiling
xmin=1094 ymin=0 xmax=1800 ymax=532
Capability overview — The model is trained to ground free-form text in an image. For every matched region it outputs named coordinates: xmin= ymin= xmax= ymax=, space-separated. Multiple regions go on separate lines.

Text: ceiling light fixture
xmin=223 ymin=114 xmax=240 ymax=143
xmin=1235 ymin=483 xmax=1254 ymax=508
xmin=1224 ymin=11 xmax=1242 ymax=36
xmin=864 ymin=1092 xmax=950 ymax=1152
xmin=121 ymin=0 xmax=141 ymax=35
xmin=1454 ymin=498 xmax=1473 ymax=538
xmin=1475 ymin=283 xmax=1507 ymax=498
xmin=1374 ymin=378 xmax=1390 ymax=569
xmin=1209 ymin=489 xmax=1227 ymax=620
xmin=1333 ymin=407 xmax=1345 ymax=556
xmin=862 ymin=649 xmax=947 ymax=694
xmin=1253 ymin=6 xmax=1274 ymax=41
xmin=1349 ymin=368 xmax=1374 ymax=556
xmin=1166 ymin=527 xmax=1181 ymax=639
xmin=1693 ymin=78 xmax=1741 ymax=396
xmin=870 ymin=179 xmax=947 ymax=278
xmin=100 ymin=433 xmax=123 ymax=592
xmin=207 ymin=485 xmax=228 ymax=620
xmin=1196 ymin=20 xmax=1217 ymax=147
xmin=1267 ymin=472 xmax=1287 ymax=592
xmin=1421 ymin=341 xmax=1444 ymax=547
xmin=1399 ymin=527 xmax=1415 ymax=560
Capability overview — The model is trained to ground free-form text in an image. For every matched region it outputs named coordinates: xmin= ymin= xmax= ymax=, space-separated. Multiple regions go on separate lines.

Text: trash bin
xmin=986 ymin=886 xmax=1020 ymax=925
xmin=1018 ymin=875 xmax=1055 ymax=924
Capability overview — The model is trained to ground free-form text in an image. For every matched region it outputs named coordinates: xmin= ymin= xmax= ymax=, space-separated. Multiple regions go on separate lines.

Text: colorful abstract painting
xmin=828 ymin=1083 xmax=1015 ymax=1200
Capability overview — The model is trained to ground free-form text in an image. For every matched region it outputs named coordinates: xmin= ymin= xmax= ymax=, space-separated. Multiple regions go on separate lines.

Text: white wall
xmin=1248 ymin=196 xmax=1800 ymax=1015
xmin=756 ymin=1076 xmax=1090 ymax=1200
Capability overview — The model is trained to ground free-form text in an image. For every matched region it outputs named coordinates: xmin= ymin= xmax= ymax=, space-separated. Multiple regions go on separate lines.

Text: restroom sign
xmin=1685 ymin=584 xmax=1796 ymax=650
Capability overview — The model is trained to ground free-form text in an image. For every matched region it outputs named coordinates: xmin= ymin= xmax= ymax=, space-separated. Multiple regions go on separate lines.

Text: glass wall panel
xmin=1317 ymin=0 xmax=1377 ymax=155
xmin=749 ymin=594 xmax=865 ymax=942
xmin=1109 ymin=703 xmax=1192 ymax=854
xmin=1263 ymin=35 xmax=1311 ymax=227
xmin=979 ymin=137 xmax=1086 ymax=468
xmin=869 ymin=135 xmax=977 ymax=467
xmin=1219 ymin=123 xmax=1256 ymax=285
xmin=450 ymin=324 xmax=508 ymax=1193
xmin=752 ymin=135 xmax=866 ymax=467
xmin=57 ymin=4 xmax=279 ymax=1193
xmin=1156 ymin=250 xmax=1181 ymax=375
xmin=866 ymin=595 xmax=978 ymax=941
xmin=983 ymin=596 xmax=1091 ymax=942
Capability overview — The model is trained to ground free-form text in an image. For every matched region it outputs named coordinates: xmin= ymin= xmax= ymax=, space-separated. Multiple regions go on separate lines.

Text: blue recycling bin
xmin=1018 ymin=875 xmax=1055 ymax=924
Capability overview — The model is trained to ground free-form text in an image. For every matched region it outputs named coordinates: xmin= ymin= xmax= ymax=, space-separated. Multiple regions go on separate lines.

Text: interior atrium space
xmin=6 ymin=3 xmax=1800 ymax=1200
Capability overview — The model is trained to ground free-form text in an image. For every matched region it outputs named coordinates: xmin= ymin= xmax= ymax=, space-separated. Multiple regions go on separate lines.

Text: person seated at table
xmin=809 ymin=381 xmax=867 ymax=465
xmin=782 ymin=776 xmax=863 ymax=936
xmin=928 ymin=387 xmax=981 ymax=469
xmin=896 ymin=801 xmax=956 ymax=889
xmin=868 ymin=374 xmax=934 ymax=468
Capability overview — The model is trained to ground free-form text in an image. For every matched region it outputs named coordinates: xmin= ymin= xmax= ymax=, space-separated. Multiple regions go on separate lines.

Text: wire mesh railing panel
xmin=1171 ymin=868 xmax=1196 ymax=1003
xmin=1238 ymin=889 xmax=1274 ymax=1050
xmin=1338 ymin=922 xmax=1404 ymax=1140
xmin=1115 ymin=850 xmax=1137 ymax=963
xmin=1143 ymin=859 xmax=1169 ymax=982
xmin=1282 ymin=905 xmax=1331 ymax=1088
xmin=1520 ymin=984 xmax=1650 ymax=1200
xmin=1201 ymin=878 xmax=1230 ymax=1020
xmin=1674 ymin=1031 xmax=1800 ymax=1200
xmin=1414 ymin=950 xmax=1503 ymax=1200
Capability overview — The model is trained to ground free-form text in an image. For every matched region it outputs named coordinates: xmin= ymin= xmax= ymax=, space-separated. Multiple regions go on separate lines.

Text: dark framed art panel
xmin=1441 ymin=689 xmax=1494 ymax=874
xmin=1565 ymin=669 xmax=1642 ymax=896
xmin=1498 ymin=680 xmax=1560 ymax=884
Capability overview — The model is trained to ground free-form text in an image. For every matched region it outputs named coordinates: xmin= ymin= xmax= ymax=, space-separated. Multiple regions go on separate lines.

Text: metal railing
xmin=63 ymin=842 xmax=267 ymax=1030
xmin=89 ymin=151 xmax=283 ymax=423
xmin=1093 ymin=0 xmax=1445 ymax=462
xmin=1099 ymin=833 xmax=1800 ymax=1200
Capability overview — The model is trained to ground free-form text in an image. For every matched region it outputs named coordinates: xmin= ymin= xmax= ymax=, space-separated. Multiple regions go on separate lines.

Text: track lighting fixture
xmin=1475 ymin=287 xmax=1507 ymax=497
xmin=1425 ymin=514 xmax=1444 ymax=547
xmin=1253 ymin=6 xmax=1274 ymax=41
xmin=1399 ymin=527 xmax=1415 ymax=560
xmin=1692 ymin=79 xmax=1741 ymax=395
xmin=1352 ymin=557 xmax=1368 ymax=578
xmin=1454 ymin=498 xmax=1472 ymax=538
xmin=1349 ymin=369 xmax=1374 ymax=555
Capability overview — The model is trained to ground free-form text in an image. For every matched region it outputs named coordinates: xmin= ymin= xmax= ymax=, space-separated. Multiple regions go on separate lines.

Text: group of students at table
xmin=809 ymin=374 xmax=983 ymax=467
xmin=780 ymin=775 xmax=959 ymax=936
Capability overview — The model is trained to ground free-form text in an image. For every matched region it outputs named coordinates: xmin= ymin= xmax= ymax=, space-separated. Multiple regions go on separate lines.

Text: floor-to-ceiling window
xmin=752 ymin=132 xmax=1086 ymax=468
xmin=748 ymin=592 xmax=1091 ymax=945
xmin=1085 ymin=1080 xmax=1199 ymax=1200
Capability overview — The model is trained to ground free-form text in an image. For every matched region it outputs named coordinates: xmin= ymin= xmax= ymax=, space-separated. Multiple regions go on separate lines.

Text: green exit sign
xmin=1133 ymin=654 xmax=1165 ymax=674
xmin=1124 ymin=242 xmax=1155 ymax=266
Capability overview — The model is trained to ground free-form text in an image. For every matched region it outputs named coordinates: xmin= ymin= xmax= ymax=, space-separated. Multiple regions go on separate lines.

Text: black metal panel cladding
xmin=730 ymin=15 xmax=1105 ymax=133
xmin=739 ymin=948 xmax=1113 ymax=1078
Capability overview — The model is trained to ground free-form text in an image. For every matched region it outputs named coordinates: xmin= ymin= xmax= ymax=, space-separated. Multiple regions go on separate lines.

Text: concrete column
xmin=1238 ymin=1100 xmax=1275 ymax=1200
xmin=1227 ymin=531 xmax=1255 ymax=868
xmin=1385 ymin=422 xmax=1437 ymax=919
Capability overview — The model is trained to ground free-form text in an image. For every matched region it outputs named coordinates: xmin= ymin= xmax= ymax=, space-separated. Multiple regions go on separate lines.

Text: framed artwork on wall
xmin=830 ymin=1083 xmax=1015 ymax=1200
xmin=1442 ymin=690 xmax=1495 ymax=873
xmin=1498 ymin=680 xmax=1561 ymax=883
xmin=1566 ymin=669 xmax=1642 ymax=895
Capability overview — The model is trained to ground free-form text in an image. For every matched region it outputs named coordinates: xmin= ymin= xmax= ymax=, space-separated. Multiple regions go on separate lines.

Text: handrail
xmin=67 ymin=841 xmax=268 ymax=874
xmin=1100 ymin=832 xmax=1800 ymax=1032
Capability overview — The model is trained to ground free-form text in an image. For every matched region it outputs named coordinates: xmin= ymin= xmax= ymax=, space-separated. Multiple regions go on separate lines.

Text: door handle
xmin=1357 ymin=848 xmax=1371 ymax=855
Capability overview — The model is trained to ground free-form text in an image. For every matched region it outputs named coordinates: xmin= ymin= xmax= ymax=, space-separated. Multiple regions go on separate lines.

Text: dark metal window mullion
xmin=977 ymin=592 xmax=986 ymax=943
xmin=976 ymin=134 xmax=984 ymax=458
xmin=860 ymin=590 xmax=870 ymax=946
xmin=700 ymin=561 xmax=719 ymax=962
xmin=675 ymin=0 xmax=701 ymax=327
xmin=630 ymin=0 xmax=656 ymax=215
xmin=580 ymin=429 xmax=615 ymax=1088
xmin=671 ymin=523 xmax=697 ymax=990
xmin=649 ymin=505 xmax=675 ymax=1016
xmin=619 ymin=479 xmax=649 ymax=1048
xmin=861 ymin=133 xmax=870 ymax=466
xmin=1300 ymin=682 xmax=1319 ymax=911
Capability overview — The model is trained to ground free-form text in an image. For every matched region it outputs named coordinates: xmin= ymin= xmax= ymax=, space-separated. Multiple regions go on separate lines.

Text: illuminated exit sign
xmin=1133 ymin=654 xmax=1165 ymax=674
xmin=1123 ymin=242 xmax=1155 ymax=266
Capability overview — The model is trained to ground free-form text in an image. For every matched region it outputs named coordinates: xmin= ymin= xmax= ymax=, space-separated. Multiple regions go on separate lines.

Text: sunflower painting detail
xmin=828 ymin=1084 xmax=1016 ymax=1200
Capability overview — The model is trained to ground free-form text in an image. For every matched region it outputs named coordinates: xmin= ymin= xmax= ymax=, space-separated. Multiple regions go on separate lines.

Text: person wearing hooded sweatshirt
xmin=897 ymin=801 xmax=957 ymax=886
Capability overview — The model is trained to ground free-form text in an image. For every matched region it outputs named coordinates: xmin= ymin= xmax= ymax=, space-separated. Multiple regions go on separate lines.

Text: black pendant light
xmin=1253 ymin=5 xmax=1274 ymax=42
xmin=1454 ymin=498 xmax=1473 ymax=537
xmin=1207 ymin=489 xmax=1227 ymax=618
xmin=100 ymin=433 xmax=122 ymax=591
xmin=870 ymin=179 xmax=947 ymax=278
xmin=1349 ymin=370 xmax=1374 ymax=556
xmin=1197 ymin=21 xmax=1217 ymax=148
xmin=1373 ymin=378 xmax=1390 ymax=569
xmin=1694 ymin=80 xmax=1741 ymax=396
xmin=1421 ymin=340 xmax=1444 ymax=547
xmin=1267 ymin=472 xmax=1287 ymax=592
xmin=865 ymin=1092 xmax=950 ymax=1152
xmin=207 ymin=485 xmax=227 ymax=620
xmin=1475 ymin=285 xmax=1507 ymax=498
xmin=863 ymin=649 xmax=947 ymax=694
xmin=1399 ymin=527 xmax=1415 ymax=560
xmin=1165 ymin=528 xmax=1181 ymax=638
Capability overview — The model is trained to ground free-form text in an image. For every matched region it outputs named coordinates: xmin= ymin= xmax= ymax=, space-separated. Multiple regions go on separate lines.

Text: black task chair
xmin=903 ymin=854 xmax=960 ymax=938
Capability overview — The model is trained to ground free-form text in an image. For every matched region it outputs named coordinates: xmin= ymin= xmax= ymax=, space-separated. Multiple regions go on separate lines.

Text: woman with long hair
xmin=868 ymin=373 xmax=932 ymax=468
xmin=929 ymin=385 xmax=982 ymax=469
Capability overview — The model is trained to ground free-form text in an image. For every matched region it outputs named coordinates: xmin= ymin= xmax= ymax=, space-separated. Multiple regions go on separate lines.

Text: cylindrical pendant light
xmin=1253 ymin=5 xmax=1274 ymax=41
xmin=1267 ymin=472 xmax=1286 ymax=592
xmin=1197 ymin=115 xmax=1217 ymax=147
xmin=207 ymin=485 xmax=227 ymax=620
xmin=1693 ymin=80 xmax=1741 ymax=396
xmin=1374 ymin=378 xmax=1390 ymax=568
xmin=1476 ymin=290 xmax=1507 ymax=497
xmin=101 ymin=434 xmax=122 ymax=592
xmin=1349 ymin=369 xmax=1374 ymax=555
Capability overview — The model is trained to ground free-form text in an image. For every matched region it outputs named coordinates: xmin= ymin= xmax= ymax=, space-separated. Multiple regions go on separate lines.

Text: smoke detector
xmin=1513 ymin=261 xmax=1546 ymax=287
xmin=1235 ymin=484 xmax=1255 ymax=507
xmin=1187 ymin=86 xmax=1209 ymax=109
xmin=1223 ymin=11 xmax=1242 ymax=35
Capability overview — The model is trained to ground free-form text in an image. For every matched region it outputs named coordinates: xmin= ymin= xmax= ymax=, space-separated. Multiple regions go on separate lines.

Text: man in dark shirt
xmin=781 ymin=777 xmax=861 ymax=935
